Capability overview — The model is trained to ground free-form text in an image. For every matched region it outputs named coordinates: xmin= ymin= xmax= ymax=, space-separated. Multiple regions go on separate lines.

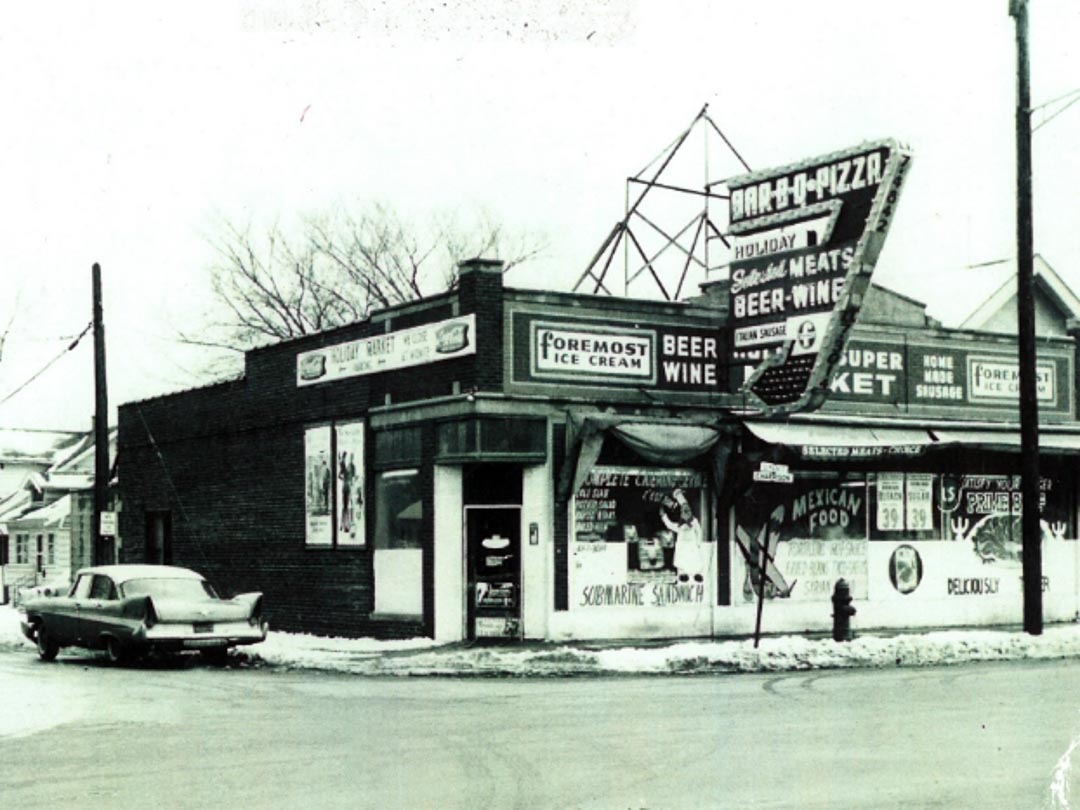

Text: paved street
xmin=1 ymin=648 xmax=1078 ymax=809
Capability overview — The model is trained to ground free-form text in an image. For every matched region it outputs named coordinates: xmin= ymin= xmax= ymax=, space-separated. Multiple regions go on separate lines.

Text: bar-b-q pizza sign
xmin=726 ymin=140 xmax=912 ymax=415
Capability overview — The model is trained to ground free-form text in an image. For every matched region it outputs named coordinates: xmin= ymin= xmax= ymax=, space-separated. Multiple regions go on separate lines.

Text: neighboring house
xmin=0 ymin=428 xmax=117 ymax=604
xmin=958 ymin=254 xmax=1080 ymax=337
xmin=0 ymin=428 xmax=82 ymax=501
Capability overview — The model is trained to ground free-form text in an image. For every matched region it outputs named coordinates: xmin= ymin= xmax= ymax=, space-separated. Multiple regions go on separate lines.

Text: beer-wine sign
xmin=727 ymin=140 xmax=912 ymax=415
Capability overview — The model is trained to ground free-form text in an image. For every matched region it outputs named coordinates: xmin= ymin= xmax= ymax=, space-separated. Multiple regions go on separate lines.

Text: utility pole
xmin=1010 ymin=0 xmax=1042 ymax=634
xmin=92 ymin=263 xmax=110 ymax=567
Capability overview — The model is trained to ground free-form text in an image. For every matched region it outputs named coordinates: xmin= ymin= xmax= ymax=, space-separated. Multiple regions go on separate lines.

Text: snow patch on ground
xmin=5 ymin=604 xmax=1080 ymax=678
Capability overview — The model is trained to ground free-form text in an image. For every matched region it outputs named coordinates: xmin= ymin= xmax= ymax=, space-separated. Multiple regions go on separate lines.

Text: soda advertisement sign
xmin=726 ymin=140 xmax=912 ymax=415
xmin=296 ymin=314 xmax=475 ymax=386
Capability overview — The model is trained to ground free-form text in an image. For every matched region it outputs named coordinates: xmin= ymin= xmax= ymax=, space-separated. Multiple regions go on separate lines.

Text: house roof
xmin=0 ymin=488 xmax=33 ymax=532
xmin=0 ymin=428 xmax=83 ymax=464
xmin=8 ymin=494 xmax=72 ymax=529
xmin=957 ymin=255 xmax=1080 ymax=331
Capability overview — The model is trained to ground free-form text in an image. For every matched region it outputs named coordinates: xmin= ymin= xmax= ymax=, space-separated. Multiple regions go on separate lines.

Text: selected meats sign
xmin=726 ymin=139 xmax=913 ymax=415
xmin=513 ymin=313 xmax=727 ymax=391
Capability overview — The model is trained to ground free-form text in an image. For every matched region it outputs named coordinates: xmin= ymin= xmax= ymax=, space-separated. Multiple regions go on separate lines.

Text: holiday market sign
xmin=726 ymin=140 xmax=913 ymax=415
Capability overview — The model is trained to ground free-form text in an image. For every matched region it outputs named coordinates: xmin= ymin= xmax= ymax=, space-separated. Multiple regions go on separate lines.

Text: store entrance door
xmin=465 ymin=506 xmax=521 ymax=641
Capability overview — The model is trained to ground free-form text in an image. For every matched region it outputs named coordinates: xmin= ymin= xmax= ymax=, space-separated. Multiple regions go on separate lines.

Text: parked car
xmin=20 ymin=564 xmax=267 ymax=665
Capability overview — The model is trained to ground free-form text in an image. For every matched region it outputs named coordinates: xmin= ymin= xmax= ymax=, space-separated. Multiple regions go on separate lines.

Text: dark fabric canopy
xmin=558 ymin=411 xmax=737 ymax=500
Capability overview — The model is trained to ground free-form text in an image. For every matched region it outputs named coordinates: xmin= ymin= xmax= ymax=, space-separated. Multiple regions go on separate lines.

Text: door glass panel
xmin=72 ymin=575 xmax=93 ymax=599
xmin=467 ymin=508 xmax=521 ymax=639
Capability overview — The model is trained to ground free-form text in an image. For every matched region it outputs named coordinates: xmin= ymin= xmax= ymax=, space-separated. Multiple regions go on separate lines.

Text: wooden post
xmin=1010 ymin=0 xmax=1043 ymax=634
xmin=92 ymin=263 xmax=110 ymax=566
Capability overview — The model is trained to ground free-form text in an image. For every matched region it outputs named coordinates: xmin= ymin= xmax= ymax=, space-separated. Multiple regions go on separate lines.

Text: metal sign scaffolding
xmin=572 ymin=104 xmax=750 ymax=301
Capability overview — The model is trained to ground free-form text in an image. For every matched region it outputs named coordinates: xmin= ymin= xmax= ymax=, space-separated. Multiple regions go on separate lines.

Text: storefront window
xmin=436 ymin=418 xmax=546 ymax=462
xmin=938 ymin=473 xmax=1073 ymax=552
xmin=571 ymin=466 xmax=713 ymax=611
xmin=375 ymin=470 xmax=423 ymax=550
xmin=868 ymin=473 xmax=940 ymax=541
xmin=373 ymin=470 xmax=423 ymax=617
xmin=374 ymin=427 xmax=422 ymax=469
xmin=735 ymin=473 xmax=869 ymax=602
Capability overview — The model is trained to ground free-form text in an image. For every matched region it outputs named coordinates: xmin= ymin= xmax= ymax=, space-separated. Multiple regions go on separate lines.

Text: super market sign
xmin=826 ymin=337 xmax=1070 ymax=414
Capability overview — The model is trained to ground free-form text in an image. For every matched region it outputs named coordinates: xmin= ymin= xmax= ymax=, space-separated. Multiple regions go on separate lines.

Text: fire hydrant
xmin=831 ymin=578 xmax=856 ymax=642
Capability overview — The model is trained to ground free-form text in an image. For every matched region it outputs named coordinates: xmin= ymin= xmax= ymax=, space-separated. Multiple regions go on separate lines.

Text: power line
xmin=0 ymin=321 xmax=92 ymax=407
xmin=1034 ymin=93 xmax=1080 ymax=132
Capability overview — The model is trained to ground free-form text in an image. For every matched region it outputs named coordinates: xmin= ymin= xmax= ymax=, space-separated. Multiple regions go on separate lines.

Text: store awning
xmin=745 ymin=421 xmax=1080 ymax=458
xmin=744 ymin=421 xmax=936 ymax=460
xmin=931 ymin=428 xmax=1080 ymax=454
xmin=558 ymin=412 xmax=737 ymax=499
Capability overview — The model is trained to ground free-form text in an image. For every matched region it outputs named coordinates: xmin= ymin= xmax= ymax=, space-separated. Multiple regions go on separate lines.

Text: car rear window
xmin=120 ymin=578 xmax=218 ymax=600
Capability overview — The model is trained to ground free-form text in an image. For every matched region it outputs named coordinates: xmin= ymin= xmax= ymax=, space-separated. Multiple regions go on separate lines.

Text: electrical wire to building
xmin=135 ymin=405 xmax=215 ymax=572
xmin=0 ymin=321 xmax=92 ymax=407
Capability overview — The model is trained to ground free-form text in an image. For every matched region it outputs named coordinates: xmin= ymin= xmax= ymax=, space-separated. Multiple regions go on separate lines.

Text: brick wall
xmin=118 ymin=283 xmax=482 ymax=639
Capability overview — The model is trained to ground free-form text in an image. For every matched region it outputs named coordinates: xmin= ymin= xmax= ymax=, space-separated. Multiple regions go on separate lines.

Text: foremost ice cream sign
xmin=515 ymin=314 xmax=727 ymax=391
xmin=726 ymin=140 xmax=913 ymax=416
xmin=534 ymin=325 xmax=653 ymax=379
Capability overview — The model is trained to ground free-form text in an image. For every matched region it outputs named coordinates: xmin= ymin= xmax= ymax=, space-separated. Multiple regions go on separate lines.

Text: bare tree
xmin=181 ymin=203 xmax=545 ymax=364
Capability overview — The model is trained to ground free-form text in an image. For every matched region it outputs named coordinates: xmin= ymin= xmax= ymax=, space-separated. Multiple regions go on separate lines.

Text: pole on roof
xmin=92 ymin=263 xmax=111 ymax=567
xmin=1010 ymin=0 xmax=1043 ymax=634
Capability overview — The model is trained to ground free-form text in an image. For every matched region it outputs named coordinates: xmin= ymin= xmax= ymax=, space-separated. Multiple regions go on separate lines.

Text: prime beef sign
xmin=727 ymin=140 xmax=912 ymax=415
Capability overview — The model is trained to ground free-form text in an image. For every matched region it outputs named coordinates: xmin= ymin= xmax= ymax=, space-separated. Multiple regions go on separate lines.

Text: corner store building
xmin=116 ymin=258 xmax=1080 ymax=641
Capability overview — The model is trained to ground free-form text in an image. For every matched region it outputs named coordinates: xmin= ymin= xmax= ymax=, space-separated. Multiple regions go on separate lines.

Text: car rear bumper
xmin=132 ymin=620 xmax=268 ymax=650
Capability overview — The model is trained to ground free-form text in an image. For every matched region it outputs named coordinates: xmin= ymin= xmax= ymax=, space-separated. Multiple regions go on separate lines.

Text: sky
xmin=3 ymin=0 xmax=1080 ymax=431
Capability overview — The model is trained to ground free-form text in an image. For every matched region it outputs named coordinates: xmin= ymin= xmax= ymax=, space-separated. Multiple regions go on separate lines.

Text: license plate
xmin=185 ymin=639 xmax=226 ymax=649
xmin=193 ymin=622 xmax=214 ymax=633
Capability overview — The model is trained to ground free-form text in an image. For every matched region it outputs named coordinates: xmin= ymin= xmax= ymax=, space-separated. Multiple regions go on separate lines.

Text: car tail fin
xmin=248 ymin=595 xmax=263 ymax=627
xmin=143 ymin=596 xmax=158 ymax=628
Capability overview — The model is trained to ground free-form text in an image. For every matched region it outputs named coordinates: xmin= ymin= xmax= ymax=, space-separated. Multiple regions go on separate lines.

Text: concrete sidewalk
xmin=5 ymin=602 xmax=1080 ymax=676
xmin=245 ymin=621 xmax=1080 ymax=677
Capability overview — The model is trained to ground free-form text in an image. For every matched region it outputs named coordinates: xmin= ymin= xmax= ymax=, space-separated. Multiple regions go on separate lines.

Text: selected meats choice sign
xmin=726 ymin=140 xmax=913 ymax=415
xmin=296 ymin=314 xmax=475 ymax=386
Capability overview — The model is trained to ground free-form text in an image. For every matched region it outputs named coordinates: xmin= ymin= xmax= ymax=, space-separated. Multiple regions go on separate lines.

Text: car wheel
xmin=104 ymin=636 xmax=129 ymax=665
xmin=36 ymin=625 xmax=59 ymax=662
xmin=200 ymin=647 xmax=230 ymax=667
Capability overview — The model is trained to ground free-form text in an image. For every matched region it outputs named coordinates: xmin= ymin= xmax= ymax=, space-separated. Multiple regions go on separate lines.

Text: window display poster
xmin=939 ymin=474 xmax=1070 ymax=565
xmin=905 ymin=474 xmax=934 ymax=532
xmin=572 ymin=467 xmax=711 ymax=608
xmin=304 ymin=426 xmax=333 ymax=546
xmin=876 ymin=473 xmax=904 ymax=532
xmin=735 ymin=479 xmax=868 ymax=603
xmin=334 ymin=421 xmax=366 ymax=546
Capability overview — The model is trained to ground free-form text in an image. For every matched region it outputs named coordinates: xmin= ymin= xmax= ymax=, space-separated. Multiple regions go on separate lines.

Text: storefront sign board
xmin=512 ymin=312 xmax=727 ymax=392
xmin=726 ymin=139 xmax=913 ymax=415
xmin=296 ymin=314 xmax=476 ymax=386
xmin=826 ymin=336 xmax=1071 ymax=416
